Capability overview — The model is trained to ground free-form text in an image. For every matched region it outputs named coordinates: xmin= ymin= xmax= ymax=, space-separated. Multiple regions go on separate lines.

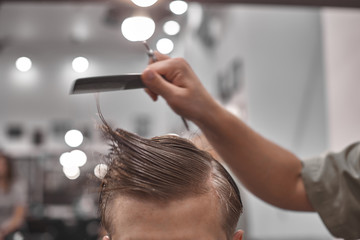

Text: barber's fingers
xmin=153 ymin=51 xmax=170 ymax=61
xmin=144 ymin=88 xmax=158 ymax=101
xmin=147 ymin=51 xmax=170 ymax=64
xmin=147 ymin=58 xmax=196 ymax=89
xmin=141 ymin=68 xmax=181 ymax=100
xmin=144 ymin=52 xmax=171 ymax=101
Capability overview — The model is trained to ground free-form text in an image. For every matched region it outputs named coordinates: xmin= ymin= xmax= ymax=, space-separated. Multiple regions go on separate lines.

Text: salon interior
xmin=0 ymin=0 xmax=359 ymax=239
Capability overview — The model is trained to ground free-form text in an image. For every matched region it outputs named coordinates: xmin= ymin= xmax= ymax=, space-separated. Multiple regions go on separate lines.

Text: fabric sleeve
xmin=301 ymin=142 xmax=360 ymax=240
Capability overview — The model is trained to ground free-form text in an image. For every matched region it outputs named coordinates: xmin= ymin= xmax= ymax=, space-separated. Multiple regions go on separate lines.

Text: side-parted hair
xmin=98 ymin=117 xmax=243 ymax=239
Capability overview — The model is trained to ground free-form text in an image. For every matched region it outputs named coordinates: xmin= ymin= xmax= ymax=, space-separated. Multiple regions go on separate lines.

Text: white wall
xmin=183 ymin=4 xmax=331 ymax=239
xmin=322 ymin=8 xmax=360 ymax=151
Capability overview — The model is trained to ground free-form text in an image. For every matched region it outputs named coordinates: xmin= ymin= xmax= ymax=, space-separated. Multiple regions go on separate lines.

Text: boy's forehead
xmin=109 ymin=193 xmax=225 ymax=240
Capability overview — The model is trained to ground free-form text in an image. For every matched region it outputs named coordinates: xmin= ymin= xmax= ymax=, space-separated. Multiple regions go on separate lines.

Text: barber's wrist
xmin=193 ymin=99 xmax=224 ymax=129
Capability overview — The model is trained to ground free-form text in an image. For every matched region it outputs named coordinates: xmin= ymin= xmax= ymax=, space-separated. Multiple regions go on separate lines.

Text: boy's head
xmin=99 ymin=125 xmax=243 ymax=240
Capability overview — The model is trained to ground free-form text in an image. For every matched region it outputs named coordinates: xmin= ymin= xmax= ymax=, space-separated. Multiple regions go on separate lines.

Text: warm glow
xmin=169 ymin=1 xmax=188 ymax=15
xmin=72 ymin=57 xmax=89 ymax=73
xmin=131 ymin=0 xmax=158 ymax=7
xmin=64 ymin=129 xmax=83 ymax=147
xmin=121 ymin=16 xmax=155 ymax=42
xmin=156 ymin=38 xmax=174 ymax=54
xmin=163 ymin=20 xmax=180 ymax=35
xmin=15 ymin=57 xmax=32 ymax=72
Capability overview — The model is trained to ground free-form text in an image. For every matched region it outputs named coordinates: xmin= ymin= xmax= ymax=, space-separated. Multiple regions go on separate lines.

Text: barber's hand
xmin=141 ymin=52 xmax=218 ymax=124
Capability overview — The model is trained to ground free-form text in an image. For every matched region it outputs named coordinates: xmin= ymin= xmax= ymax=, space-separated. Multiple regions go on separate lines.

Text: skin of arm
xmin=141 ymin=52 xmax=314 ymax=211
xmin=0 ymin=205 xmax=27 ymax=238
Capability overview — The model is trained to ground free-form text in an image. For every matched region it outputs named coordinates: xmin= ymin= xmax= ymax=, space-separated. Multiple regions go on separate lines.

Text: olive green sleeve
xmin=301 ymin=142 xmax=360 ymax=240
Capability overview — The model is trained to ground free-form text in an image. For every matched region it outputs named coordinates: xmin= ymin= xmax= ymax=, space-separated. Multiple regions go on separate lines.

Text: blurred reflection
xmin=0 ymin=152 xmax=27 ymax=240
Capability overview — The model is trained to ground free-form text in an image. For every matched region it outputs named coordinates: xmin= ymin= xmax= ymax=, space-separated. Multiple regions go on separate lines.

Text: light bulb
xmin=121 ymin=16 xmax=155 ymax=42
xmin=16 ymin=57 xmax=32 ymax=72
xmin=156 ymin=38 xmax=174 ymax=54
xmin=163 ymin=21 xmax=180 ymax=35
xmin=64 ymin=129 xmax=83 ymax=147
xmin=131 ymin=0 xmax=158 ymax=7
xmin=72 ymin=57 xmax=89 ymax=73
xmin=169 ymin=1 xmax=188 ymax=15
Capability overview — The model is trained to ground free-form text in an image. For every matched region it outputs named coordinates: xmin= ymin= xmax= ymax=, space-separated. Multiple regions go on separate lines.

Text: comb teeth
xmin=71 ymin=74 xmax=145 ymax=94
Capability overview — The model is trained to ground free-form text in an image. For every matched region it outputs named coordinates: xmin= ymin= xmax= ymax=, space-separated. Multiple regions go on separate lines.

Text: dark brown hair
xmin=98 ymin=118 xmax=243 ymax=239
xmin=0 ymin=151 xmax=15 ymax=192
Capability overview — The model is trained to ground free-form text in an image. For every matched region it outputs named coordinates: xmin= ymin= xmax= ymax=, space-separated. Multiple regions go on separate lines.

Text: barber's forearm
xmin=2 ymin=206 xmax=27 ymax=235
xmin=141 ymin=54 xmax=314 ymax=210
xmin=195 ymin=103 xmax=314 ymax=211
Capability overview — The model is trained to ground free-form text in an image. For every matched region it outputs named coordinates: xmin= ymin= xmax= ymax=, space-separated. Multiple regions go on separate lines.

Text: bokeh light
xmin=70 ymin=150 xmax=87 ymax=167
xmin=121 ymin=16 xmax=155 ymax=42
xmin=169 ymin=1 xmax=188 ymax=15
xmin=72 ymin=57 xmax=89 ymax=73
xmin=131 ymin=0 xmax=158 ymax=7
xmin=64 ymin=129 xmax=83 ymax=147
xmin=59 ymin=152 xmax=72 ymax=167
xmin=94 ymin=164 xmax=108 ymax=179
xmin=15 ymin=57 xmax=32 ymax=72
xmin=59 ymin=150 xmax=87 ymax=167
xmin=63 ymin=166 xmax=81 ymax=180
xmin=156 ymin=38 xmax=174 ymax=54
xmin=163 ymin=20 xmax=180 ymax=35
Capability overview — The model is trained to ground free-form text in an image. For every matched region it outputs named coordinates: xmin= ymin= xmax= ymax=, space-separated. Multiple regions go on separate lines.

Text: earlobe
xmin=102 ymin=235 xmax=110 ymax=240
xmin=232 ymin=230 xmax=244 ymax=240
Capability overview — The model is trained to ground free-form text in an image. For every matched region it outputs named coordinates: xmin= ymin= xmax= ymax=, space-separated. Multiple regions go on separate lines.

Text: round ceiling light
xmin=64 ymin=129 xmax=84 ymax=147
xmin=163 ymin=20 xmax=181 ymax=35
xmin=15 ymin=57 xmax=32 ymax=72
xmin=121 ymin=16 xmax=155 ymax=42
xmin=169 ymin=1 xmax=188 ymax=15
xmin=131 ymin=0 xmax=158 ymax=7
xmin=156 ymin=38 xmax=174 ymax=54
xmin=72 ymin=57 xmax=89 ymax=73
xmin=63 ymin=166 xmax=81 ymax=180
xmin=94 ymin=164 xmax=108 ymax=179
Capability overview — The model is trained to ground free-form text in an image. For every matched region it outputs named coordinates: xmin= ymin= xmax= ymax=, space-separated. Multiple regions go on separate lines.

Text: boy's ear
xmin=233 ymin=230 xmax=244 ymax=240
xmin=102 ymin=236 xmax=110 ymax=240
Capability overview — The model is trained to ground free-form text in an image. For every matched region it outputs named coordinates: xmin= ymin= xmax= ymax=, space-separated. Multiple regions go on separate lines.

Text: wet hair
xmin=98 ymin=117 xmax=243 ymax=239
xmin=0 ymin=151 xmax=15 ymax=192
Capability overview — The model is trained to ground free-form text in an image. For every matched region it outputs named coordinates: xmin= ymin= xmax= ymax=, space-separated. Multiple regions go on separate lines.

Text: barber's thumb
xmin=142 ymin=68 xmax=174 ymax=98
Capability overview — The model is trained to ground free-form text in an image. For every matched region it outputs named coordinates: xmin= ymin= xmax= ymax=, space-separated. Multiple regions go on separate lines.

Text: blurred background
xmin=0 ymin=0 xmax=360 ymax=239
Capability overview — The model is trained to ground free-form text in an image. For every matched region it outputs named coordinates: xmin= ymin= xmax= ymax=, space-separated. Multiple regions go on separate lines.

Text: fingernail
xmin=144 ymin=69 xmax=155 ymax=81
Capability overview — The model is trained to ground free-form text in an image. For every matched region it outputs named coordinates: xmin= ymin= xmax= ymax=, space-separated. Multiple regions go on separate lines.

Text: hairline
xmin=105 ymin=178 xmax=228 ymax=238
xmin=104 ymin=160 xmax=233 ymax=239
